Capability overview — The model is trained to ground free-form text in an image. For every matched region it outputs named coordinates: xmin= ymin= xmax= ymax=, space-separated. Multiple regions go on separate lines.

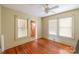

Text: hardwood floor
xmin=3 ymin=38 xmax=75 ymax=54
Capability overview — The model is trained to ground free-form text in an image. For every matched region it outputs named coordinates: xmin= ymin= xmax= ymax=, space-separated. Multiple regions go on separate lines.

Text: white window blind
xmin=17 ymin=18 xmax=27 ymax=38
xmin=48 ymin=19 xmax=57 ymax=35
xmin=48 ymin=17 xmax=73 ymax=39
xmin=59 ymin=17 xmax=72 ymax=38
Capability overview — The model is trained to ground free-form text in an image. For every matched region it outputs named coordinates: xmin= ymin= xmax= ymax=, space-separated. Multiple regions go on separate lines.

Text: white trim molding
xmin=0 ymin=34 xmax=4 ymax=52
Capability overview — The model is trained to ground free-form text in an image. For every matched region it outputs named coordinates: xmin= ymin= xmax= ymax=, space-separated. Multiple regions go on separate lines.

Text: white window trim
xmin=58 ymin=16 xmax=74 ymax=39
xmin=48 ymin=19 xmax=57 ymax=35
xmin=48 ymin=16 xmax=74 ymax=39
xmin=15 ymin=16 xmax=28 ymax=40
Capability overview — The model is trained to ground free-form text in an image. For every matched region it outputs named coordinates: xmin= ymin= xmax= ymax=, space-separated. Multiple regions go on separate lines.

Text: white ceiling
xmin=2 ymin=4 xmax=79 ymax=17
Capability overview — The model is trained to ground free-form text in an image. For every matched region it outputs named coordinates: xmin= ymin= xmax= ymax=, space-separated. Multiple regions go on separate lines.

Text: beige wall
xmin=36 ymin=18 xmax=42 ymax=38
xmin=0 ymin=6 xmax=1 ymax=49
xmin=42 ymin=9 xmax=79 ymax=48
xmin=0 ymin=6 xmax=41 ymax=50
xmin=0 ymin=6 xmax=1 ymax=34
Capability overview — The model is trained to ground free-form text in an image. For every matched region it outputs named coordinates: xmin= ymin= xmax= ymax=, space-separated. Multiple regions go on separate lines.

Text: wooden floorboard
xmin=3 ymin=38 xmax=75 ymax=54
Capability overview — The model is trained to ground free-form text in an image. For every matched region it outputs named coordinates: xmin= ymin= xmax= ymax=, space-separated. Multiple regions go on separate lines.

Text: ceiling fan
xmin=42 ymin=4 xmax=59 ymax=13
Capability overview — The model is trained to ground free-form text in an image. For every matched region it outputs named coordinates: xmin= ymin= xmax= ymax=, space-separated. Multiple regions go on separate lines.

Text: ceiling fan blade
xmin=49 ymin=10 xmax=56 ymax=13
xmin=48 ymin=5 xmax=59 ymax=10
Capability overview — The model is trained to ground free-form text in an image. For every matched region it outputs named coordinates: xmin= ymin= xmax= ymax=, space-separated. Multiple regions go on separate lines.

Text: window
xmin=17 ymin=18 xmax=27 ymax=38
xmin=48 ymin=19 xmax=57 ymax=35
xmin=59 ymin=17 xmax=72 ymax=38
xmin=48 ymin=17 xmax=73 ymax=38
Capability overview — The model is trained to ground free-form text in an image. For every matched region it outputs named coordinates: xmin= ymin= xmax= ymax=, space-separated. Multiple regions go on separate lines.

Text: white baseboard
xmin=0 ymin=48 xmax=2 ymax=53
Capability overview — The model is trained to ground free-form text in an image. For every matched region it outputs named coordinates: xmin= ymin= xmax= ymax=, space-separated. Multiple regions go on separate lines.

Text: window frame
xmin=15 ymin=16 xmax=28 ymax=40
xmin=58 ymin=17 xmax=74 ymax=39
xmin=48 ymin=19 xmax=58 ymax=36
xmin=48 ymin=16 xmax=74 ymax=39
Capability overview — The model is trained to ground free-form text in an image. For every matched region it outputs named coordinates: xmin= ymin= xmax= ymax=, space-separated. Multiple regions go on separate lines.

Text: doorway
xmin=30 ymin=20 xmax=36 ymax=38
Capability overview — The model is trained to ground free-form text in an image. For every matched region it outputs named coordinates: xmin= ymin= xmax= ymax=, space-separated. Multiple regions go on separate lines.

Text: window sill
xmin=48 ymin=34 xmax=73 ymax=40
xmin=16 ymin=36 xmax=28 ymax=40
xmin=58 ymin=36 xmax=74 ymax=40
